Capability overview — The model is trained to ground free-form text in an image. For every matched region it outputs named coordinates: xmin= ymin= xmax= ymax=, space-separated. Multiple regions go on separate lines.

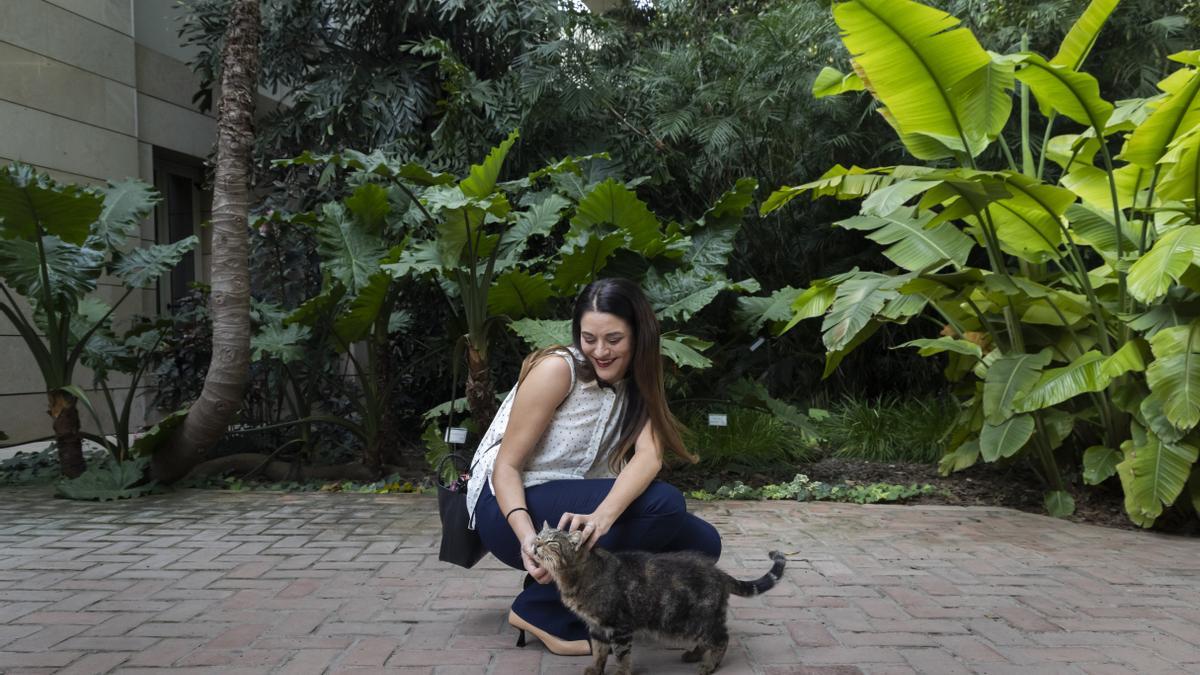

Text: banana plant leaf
xmin=821 ymin=273 xmax=906 ymax=352
xmin=1014 ymin=350 xmax=1108 ymax=412
xmin=736 ymin=286 xmax=800 ymax=333
xmin=1145 ymin=322 xmax=1200 ymax=430
xmin=1015 ymin=53 xmax=1114 ymax=129
xmin=1050 ymin=0 xmax=1119 ymax=70
xmin=833 ymin=0 xmax=1000 ymax=158
xmin=1082 ymin=444 xmax=1122 ymax=485
xmin=812 ymin=66 xmax=864 ymax=98
xmin=1127 ymin=225 xmax=1200 ymax=303
xmin=983 ymin=349 xmax=1053 ymax=424
xmin=837 ymin=209 xmax=973 ymax=272
xmin=1117 ymin=433 xmax=1199 ymax=527
xmin=979 ymin=413 xmax=1035 ymax=462
xmin=1119 ymin=67 xmax=1200 ymax=170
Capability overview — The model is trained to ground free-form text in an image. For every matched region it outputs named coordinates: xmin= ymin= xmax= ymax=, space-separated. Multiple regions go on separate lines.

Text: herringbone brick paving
xmin=0 ymin=487 xmax=1197 ymax=674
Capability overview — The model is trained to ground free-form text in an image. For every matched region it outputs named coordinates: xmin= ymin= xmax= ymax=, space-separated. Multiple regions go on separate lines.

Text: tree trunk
xmin=48 ymin=391 xmax=85 ymax=478
xmin=465 ymin=343 xmax=497 ymax=434
xmin=152 ymin=0 xmax=259 ymax=484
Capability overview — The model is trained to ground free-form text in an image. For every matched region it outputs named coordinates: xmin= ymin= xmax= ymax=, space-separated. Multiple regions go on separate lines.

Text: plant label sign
xmin=707 ymin=414 xmax=728 ymax=427
xmin=749 ymin=337 xmax=766 ymax=352
xmin=444 ymin=427 xmax=468 ymax=444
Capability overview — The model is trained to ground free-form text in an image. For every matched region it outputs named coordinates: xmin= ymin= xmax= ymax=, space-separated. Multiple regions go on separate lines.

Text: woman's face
xmin=579 ymin=311 xmax=634 ymax=383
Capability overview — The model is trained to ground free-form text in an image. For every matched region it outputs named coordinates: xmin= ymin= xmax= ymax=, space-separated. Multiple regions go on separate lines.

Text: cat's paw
xmin=681 ymin=647 xmax=704 ymax=663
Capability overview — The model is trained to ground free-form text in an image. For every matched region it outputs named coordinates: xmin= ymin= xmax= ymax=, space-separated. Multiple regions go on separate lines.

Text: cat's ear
xmin=567 ymin=529 xmax=584 ymax=550
xmin=541 ymin=521 xmax=550 ymax=532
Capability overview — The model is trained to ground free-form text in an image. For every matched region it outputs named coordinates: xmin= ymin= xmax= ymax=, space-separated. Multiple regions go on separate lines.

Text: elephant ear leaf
xmin=0 ymin=164 xmax=101 ymax=245
xmin=0 ymin=236 xmax=104 ymax=307
xmin=251 ymin=323 xmax=310 ymax=363
xmin=111 ymin=237 xmax=199 ymax=289
xmin=460 ymin=129 xmax=519 ymax=199
xmin=89 ymin=178 xmax=159 ymax=250
xmin=488 ymin=270 xmax=552 ymax=319
xmin=509 ymin=318 xmax=571 ymax=350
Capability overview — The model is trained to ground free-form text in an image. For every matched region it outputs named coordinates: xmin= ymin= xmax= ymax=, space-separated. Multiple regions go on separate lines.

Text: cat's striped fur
xmin=531 ymin=524 xmax=786 ymax=675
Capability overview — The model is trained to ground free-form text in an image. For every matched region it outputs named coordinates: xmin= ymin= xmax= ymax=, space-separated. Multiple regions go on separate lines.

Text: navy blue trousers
xmin=476 ymin=479 xmax=721 ymax=641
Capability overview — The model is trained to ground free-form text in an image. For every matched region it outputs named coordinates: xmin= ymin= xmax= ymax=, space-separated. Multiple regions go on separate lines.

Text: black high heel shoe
xmin=516 ymin=574 xmax=535 ymax=646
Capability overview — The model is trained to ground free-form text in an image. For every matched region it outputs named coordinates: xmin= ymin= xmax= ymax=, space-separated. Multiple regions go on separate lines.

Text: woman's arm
xmin=559 ymin=418 xmax=662 ymax=550
xmin=491 ymin=355 xmax=572 ymax=582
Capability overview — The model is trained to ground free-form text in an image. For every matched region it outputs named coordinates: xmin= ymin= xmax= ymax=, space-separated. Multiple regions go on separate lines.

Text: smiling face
xmin=579 ymin=310 xmax=633 ymax=383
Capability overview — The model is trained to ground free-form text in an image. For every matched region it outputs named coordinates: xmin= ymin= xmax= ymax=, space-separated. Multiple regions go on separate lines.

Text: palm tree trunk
xmin=48 ymin=391 xmax=85 ymax=478
xmin=465 ymin=343 xmax=497 ymax=434
xmin=152 ymin=0 xmax=259 ymax=483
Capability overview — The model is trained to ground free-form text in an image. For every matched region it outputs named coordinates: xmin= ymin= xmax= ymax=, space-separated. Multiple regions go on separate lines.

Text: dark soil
xmin=666 ymin=457 xmax=1191 ymax=534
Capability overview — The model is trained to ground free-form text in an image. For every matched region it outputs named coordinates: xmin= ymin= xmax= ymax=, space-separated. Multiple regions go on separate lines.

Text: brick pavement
xmin=0 ymin=487 xmax=1197 ymax=674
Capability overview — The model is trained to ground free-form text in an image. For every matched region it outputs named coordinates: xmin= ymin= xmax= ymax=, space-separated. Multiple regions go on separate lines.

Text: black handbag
xmin=436 ymin=452 xmax=487 ymax=568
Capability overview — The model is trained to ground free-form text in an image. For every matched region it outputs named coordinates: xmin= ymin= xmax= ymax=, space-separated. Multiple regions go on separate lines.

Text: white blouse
xmin=465 ymin=347 xmax=627 ymax=529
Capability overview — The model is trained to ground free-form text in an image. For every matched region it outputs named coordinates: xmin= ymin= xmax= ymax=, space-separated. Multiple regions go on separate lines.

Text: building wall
xmin=0 ymin=0 xmax=216 ymax=443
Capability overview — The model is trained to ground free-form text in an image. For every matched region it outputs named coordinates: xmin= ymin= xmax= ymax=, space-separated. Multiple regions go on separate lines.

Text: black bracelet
xmin=505 ymin=506 xmax=531 ymax=523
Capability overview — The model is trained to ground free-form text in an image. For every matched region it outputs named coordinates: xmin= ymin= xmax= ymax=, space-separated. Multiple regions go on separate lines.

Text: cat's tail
xmin=727 ymin=550 xmax=786 ymax=597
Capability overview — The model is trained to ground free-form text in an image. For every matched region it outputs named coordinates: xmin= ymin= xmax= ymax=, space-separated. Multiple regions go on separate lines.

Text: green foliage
xmin=684 ymin=407 xmax=818 ymax=473
xmin=816 ymin=395 xmax=957 ymax=464
xmin=0 ymin=445 xmax=62 ymax=485
xmin=751 ymin=0 xmax=1200 ymax=526
xmin=686 ymin=473 xmax=939 ymax=504
xmin=55 ymin=456 xmax=157 ymax=501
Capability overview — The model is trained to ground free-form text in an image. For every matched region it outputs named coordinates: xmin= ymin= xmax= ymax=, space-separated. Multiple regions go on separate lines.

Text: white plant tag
xmin=444 ymin=427 xmax=468 ymax=444
xmin=707 ymin=414 xmax=728 ymax=427
xmin=749 ymin=337 xmax=766 ymax=352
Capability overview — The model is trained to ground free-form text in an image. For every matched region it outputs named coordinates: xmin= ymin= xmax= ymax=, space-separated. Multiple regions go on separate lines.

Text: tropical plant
xmin=752 ymin=0 xmax=1200 ymax=527
xmin=0 ymin=164 xmax=197 ymax=478
xmin=154 ymin=0 xmax=260 ymax=484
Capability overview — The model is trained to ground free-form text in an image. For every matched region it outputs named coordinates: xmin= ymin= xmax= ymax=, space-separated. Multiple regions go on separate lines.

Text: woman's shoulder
xmin=521 ymin=350 xmax=575 ymax=399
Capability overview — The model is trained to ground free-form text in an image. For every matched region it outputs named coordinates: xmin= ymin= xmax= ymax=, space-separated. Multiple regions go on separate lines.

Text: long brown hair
xmin=518 ymin=278 xmax=695 ymax=472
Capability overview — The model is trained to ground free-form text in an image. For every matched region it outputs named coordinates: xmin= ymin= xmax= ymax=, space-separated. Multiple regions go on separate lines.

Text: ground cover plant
xmin=749 ymin=0 xmax=1200 ymax=527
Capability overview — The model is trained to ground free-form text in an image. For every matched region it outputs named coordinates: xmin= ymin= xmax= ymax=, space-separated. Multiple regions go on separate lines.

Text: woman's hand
xmin=558 ymin=510 xmax=616 ymax=551
xmin=521 ymin=531 xmax=553 ymax=584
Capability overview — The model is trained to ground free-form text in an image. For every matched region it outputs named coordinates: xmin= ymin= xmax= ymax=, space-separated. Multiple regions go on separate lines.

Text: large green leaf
xmin=833 ymin=0 xmax=998 ymax=158
xmin=1082 ymin=444 xmax=1122 ymax=485
xmin=983 ymin=349 xmax=1053 ymax=424
xmin=334 ymin=272 xmax=391 ymax=345
xmin=644 ymin=269 xmax=725 ymax=323
xmin=571 ymin=179 xmax=662 ymax=257
xmin=0 ymin=164 xmax=101 ymax=245
xmin=1065 ymin=203 xmax=1138 ymax=263
xmin=1127 ymin=226 xmax=1200 ymax=303
xmin=812 ymin=66 xmax=865 ymax=98
xmin=1157 ymin=125 xmax=1200 ymax=202
xmin=460 ymin=129 xmax=519 ymax=198
xmin=89 ymin=178 xmax=158 ymax=251
xmin=760 ymin=165 xmax=896 ymax=215
xmin=736 ymin=286 xmax=801 ymax=333
xmin=939 ymin=438 xmax=980 ymax=475
xmin=1014 ymin=53 xmax=1113 ymax=129
xmin=285 ymin=285 xmax=346 ymax=328
xmin=684 ymin=224 xmax=738 ymax=277
xmin=316 ymin=202 xmax=386 ymax=293
xmin=1014 ymin=350 xmax=1108 ymax=412
xmin=897 ymin=337 xmax=982 ymax=358
xmin=1044 ymin=491 xmax=1076 ymax=518
xmin=837 ymin=210 xmax=973 ymax=272
xmin=981 ymin=174 xmax=1075 ymax=262
xmin=488 ymin=270 xmax=552 ymax=318
xmin=782 ymin=282 xmax=838 ymax=333
xmin=660 ymin=332 xmax=713 ymax=369
xmin=110 ymin=236 xmax=199 ymax=289
xmin=552 ymin=231 xmax=625 ymax=294
xmin=0 ymin=236 xmax=103 ymax=307
xmin=821 ymin=273 xmax=904 ymax=352
xmin=1120 ymin=69 xmax=1200 ymax=170
xmin=251 ymin=323 xmax=311 ymax=363
xmin=696 ymin=178 xmax=758 ymax=230
xmin=344 ymin=182 xmax=390 ymax=233
xmin=1117 ymin=434 xmax=1199 ymax=527
xmin=1050 ymin=0 xmax=1118 ymax=70
xmin=979 ymin=413 xmax=1035 ymax=462
xmin=509 ymin=318 xmax=571 ymax=349
xmin=1145 ymin=322 xmax=1200 ymax=431
xmin=499 ymin=193 xmax=570 ymax=259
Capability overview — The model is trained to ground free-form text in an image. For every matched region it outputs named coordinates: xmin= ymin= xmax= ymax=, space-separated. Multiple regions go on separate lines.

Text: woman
xmin=465 ymin=277 xmax=722 ymax=655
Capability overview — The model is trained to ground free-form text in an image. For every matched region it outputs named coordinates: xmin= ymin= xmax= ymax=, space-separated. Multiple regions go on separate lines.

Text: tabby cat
xmin=530 ymin=523 xmax=787 ymax=675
